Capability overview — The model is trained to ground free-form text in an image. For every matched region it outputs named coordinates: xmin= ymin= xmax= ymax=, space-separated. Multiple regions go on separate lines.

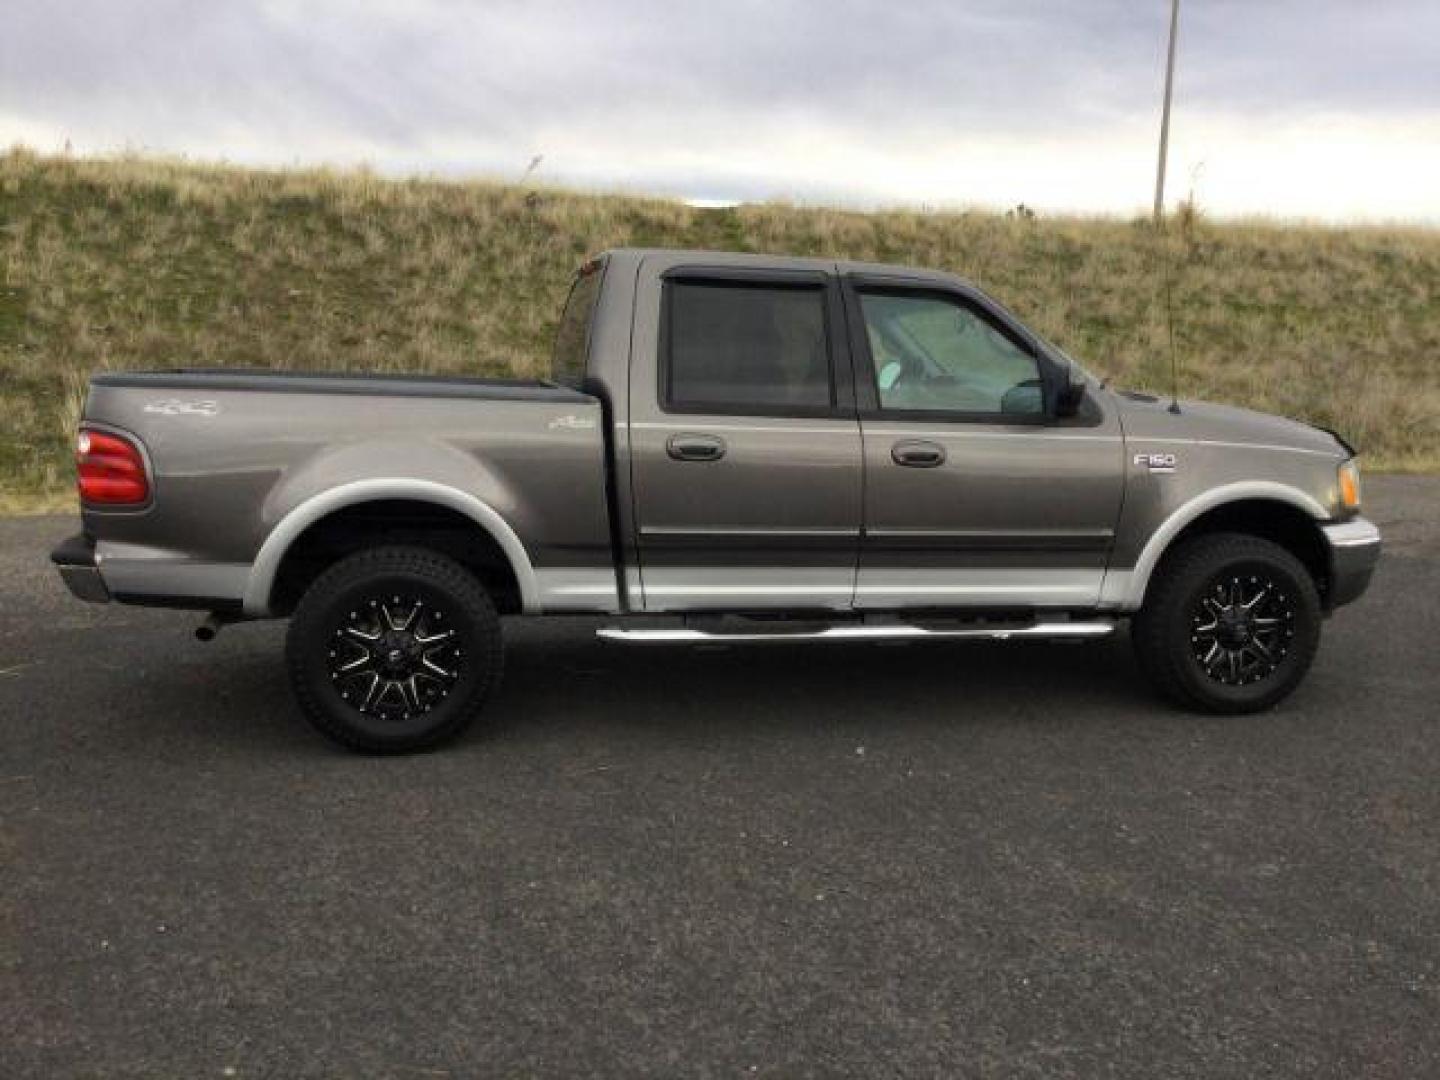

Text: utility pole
xmin=1153 ymin=0 xmax=1181 ymax=224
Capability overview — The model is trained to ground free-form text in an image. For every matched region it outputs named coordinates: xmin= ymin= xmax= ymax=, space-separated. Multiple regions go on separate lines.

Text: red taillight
xmin=76 ymin=428 xmax=150 ymax=505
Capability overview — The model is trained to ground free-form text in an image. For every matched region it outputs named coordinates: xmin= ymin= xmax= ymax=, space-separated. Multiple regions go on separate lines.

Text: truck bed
xmin=78 ymin=367 xmax=617 ymax=616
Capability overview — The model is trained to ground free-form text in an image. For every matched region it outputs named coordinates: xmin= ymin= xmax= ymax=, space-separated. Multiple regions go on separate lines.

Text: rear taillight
xmin=76 ymin=428 xmax=150 ymax=505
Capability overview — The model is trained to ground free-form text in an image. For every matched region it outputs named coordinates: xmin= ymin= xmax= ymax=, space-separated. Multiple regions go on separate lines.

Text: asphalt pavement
xmin=3 ymin=477 xmax=1438 ymax=1078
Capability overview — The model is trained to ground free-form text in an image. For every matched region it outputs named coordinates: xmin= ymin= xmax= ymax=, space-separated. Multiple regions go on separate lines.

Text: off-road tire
xmin=286 ymin=545 xmax=502 ymax=752
xmin=1132 ymin=532 xmax=1321 ymax=714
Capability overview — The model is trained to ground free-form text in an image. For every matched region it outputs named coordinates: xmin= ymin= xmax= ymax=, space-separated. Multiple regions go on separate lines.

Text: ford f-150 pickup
xmin=52 ymin=248 xmax=1381 ymax=751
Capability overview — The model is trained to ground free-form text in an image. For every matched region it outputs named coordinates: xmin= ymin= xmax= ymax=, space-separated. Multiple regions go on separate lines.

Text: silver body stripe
xmin=534 ymin=568 xmax=620 ymax=612
xmin=634 ymin=567 xmax=1103 ymax=612
xmin=641 ymin=525 xmax=860 ymax=537
xmin=854 ymin=568 xmax=1103 ymax=609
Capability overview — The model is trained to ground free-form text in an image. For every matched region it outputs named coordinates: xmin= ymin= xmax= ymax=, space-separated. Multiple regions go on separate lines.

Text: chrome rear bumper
xmin=51 ymin=533 xmax=111 ymax=604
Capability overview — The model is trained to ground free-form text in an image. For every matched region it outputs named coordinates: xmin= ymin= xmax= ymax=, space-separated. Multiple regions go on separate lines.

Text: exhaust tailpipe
xmin=195 ymin=612 xmax=230 ymax=642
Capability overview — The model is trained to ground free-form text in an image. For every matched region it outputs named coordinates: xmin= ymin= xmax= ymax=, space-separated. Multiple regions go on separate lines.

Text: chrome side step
xmin=596 ymin=620 xmax=1116 ymax=646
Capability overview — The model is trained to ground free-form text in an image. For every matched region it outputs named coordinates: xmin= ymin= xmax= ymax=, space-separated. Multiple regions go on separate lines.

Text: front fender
xmin=1100 ymin=480 xmax=1329 ymax=610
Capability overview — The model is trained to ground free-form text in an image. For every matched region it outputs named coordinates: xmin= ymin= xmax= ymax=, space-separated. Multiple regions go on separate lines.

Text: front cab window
xmin=858 ymin=290 xmax=1044 ymax=417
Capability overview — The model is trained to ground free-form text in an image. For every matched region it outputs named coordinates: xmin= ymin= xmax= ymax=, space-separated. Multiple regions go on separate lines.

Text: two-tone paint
xmin=57 ymin=248 xmax=1380 ymax=624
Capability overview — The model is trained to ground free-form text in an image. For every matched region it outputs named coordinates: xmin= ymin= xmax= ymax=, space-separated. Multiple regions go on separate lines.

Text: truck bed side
xmin=77 ymin=370 xmax=616 ymax=615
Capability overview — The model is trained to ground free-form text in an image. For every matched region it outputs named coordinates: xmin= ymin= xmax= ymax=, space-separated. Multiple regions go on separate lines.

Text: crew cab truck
xmin=52 ymin=249 xmax=1381 ymax=752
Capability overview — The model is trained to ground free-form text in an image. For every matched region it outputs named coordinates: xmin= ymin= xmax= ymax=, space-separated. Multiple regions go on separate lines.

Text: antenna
xmin=1153 ymin=0 xmax=1184 ymax=411
xmin=1153 ymin=0 xmax=1182 ymax=224
xmin=1162 ymin=229 xmax=1182 ymax=414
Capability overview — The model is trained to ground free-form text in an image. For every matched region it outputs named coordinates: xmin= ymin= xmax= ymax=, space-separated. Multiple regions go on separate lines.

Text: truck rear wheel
xmin=285 ymin=545 xmax=502 ymax=752
xmin=1132 ymin=533 xmax=1321 ymax=714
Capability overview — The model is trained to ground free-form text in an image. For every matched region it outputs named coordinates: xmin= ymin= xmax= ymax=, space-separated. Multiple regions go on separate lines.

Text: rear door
xmin=627 ymin=259 xmax=862 ymax=611
xmin=845 ymin=275 xmax=1125 ymax=609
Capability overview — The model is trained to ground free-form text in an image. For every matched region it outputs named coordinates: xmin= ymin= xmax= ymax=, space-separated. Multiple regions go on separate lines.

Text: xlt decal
xmin=548 ymin=414 xmax=595 ymax=430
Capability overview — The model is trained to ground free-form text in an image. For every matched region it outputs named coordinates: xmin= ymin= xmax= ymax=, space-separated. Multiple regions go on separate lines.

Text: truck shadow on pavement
xmin=88 ymin=619 xmax=1174 ymax=757
xmin=488 ymin=623 xmax=1159 ymax=745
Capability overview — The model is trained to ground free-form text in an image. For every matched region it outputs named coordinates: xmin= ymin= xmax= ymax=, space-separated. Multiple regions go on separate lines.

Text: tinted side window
xmin=551 ymin=263 xmax=605 ymax=387
xmin=859 ymin=291 xmax=1043 ymax=416
xmin=665 ymin=281 xmax=832 ymax=413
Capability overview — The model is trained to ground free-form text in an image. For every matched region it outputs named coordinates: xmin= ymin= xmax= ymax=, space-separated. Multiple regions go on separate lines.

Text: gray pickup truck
xmin=53 ymin=248 xmax=1380 ymax=751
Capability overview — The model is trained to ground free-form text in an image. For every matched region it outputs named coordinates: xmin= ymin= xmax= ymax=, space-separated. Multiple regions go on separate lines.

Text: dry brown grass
xmin=3 ymin=148 xmax=1438 ymax=509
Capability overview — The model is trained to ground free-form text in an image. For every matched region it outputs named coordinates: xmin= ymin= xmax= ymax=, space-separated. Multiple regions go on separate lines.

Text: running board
xmin=596 ymin=620 xmax=1116 ymax=646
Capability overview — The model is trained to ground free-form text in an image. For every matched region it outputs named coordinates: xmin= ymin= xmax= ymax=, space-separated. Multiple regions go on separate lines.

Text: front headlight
xmin=1338 ymin=458 xmax=1362 ymax=513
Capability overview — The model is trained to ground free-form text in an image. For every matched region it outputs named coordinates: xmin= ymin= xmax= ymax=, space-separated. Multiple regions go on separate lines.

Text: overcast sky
xmin=4 ymin=0 xmax=1438 ymax=221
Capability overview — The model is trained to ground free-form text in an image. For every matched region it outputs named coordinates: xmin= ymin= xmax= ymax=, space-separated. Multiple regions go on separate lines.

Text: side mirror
xmin=1055 ymin=366 xmax=1087 ymax=418
xmin=1000 ymin=379 xmax=1045 ymax=415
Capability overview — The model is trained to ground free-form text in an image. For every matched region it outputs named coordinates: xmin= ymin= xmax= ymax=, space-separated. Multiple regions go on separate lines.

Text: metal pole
xmin=1153 ymin=0 xmax=1181 ymax=223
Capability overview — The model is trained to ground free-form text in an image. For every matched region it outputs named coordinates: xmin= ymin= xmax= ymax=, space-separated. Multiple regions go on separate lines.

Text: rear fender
xmin=243 ymin=476 xmax=539 ymax=616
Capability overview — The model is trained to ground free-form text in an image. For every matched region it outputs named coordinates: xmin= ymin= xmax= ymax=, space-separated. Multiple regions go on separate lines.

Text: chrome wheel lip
xmin=1188 ymin=571 xmax=1296 ymax=687
xmin=326 ymin=593 xmax=462 ymax=722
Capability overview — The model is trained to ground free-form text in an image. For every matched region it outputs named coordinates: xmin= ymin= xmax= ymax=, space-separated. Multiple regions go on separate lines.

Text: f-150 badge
xmin=1134 ymin=452 xmax=1177 ymax=473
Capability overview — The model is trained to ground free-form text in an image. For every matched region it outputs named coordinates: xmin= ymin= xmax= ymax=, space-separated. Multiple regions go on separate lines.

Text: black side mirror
xmin=1055 ymin=366 xmax=1087 ymax=418
xmin=1000 ymin=379 xmax=1044 ymax=415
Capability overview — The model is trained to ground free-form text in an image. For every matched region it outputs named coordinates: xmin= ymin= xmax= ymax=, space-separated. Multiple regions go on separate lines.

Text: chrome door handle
xmin=891 ymin=439 xmax=946 ymax=468
xmin=666 ymin=433 xmax=727 ymax=462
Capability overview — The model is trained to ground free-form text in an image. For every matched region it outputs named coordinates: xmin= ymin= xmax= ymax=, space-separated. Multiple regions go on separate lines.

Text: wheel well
xmin=1165 ymin=499 xmax=1330 ymax=602
xmin=268 ymin=499 xmax=522 ymax=616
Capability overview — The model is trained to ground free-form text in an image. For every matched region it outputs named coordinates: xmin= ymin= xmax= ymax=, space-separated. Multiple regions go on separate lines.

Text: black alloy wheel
xmin=1132 ymin=532 xmax=1321 ymax=713
xmin=327 ymin=594 xmax=462 ymax=720
xmin=1188 ymin=571 xmax=1297 ymax=687
xmin=287 ymin=546 xmax=502 ymax=752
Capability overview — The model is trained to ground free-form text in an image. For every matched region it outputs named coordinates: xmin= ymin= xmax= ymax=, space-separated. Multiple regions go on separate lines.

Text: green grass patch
xmin=3 ymin=148 xmax=1439 ymax=511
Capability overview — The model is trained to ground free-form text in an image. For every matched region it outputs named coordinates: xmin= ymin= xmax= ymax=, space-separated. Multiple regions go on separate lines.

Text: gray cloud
xmin=4 ymin=1 xmax=1438 ymax=216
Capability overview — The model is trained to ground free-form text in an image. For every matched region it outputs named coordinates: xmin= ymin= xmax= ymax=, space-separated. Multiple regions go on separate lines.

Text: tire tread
xmin=1132 ymin=532 xmax=1320 ymax=714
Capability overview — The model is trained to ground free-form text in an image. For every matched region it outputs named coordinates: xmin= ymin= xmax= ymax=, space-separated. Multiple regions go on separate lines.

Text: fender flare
xmin=1100 ymin=480 xmax=1329 ymax=611
xmin=242 ymin=478 xmax=540 ymax=616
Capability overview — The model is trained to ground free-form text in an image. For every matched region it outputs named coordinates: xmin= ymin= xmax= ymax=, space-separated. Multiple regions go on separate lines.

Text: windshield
xmin=551 ymin=259 xmax=606 ymax=387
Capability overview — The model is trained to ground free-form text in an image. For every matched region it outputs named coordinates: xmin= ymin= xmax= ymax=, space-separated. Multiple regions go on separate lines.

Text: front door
xmin=846 ymin=277 xmax=1125 ymax=609
xmin=628 ymin=261 xmax=863 ymax=611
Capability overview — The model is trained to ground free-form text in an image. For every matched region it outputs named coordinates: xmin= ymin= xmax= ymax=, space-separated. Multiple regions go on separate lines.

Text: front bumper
xmin=1322 ymin=516 xmax=1381 ymax=610
xmin=51 ymin=533 xmax=111 ymax=604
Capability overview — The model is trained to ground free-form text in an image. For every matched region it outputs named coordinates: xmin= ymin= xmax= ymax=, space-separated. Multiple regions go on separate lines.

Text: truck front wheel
xmin=285 ymin=545 xmax=503 ymax=752
xmin=1131 ymin=533 xmax=1322 ymax=713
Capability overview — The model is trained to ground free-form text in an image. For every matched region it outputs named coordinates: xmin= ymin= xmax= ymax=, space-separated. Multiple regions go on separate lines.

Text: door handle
xmin=667 ymin=433 xmax=727 ymax=462
xmin=891 ymin=439 xmax=946 ymax=468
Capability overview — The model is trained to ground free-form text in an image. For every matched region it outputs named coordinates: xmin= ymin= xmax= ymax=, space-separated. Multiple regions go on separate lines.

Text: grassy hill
xmin=2 ymin=148 xmax=1438 ymax=511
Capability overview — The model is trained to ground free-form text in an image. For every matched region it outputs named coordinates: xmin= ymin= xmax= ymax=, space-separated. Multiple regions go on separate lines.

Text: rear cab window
xmin=551 ymin=258 xmax=607 ymax=388
xmin=661 ymin=278 xmax=836 ymax=415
